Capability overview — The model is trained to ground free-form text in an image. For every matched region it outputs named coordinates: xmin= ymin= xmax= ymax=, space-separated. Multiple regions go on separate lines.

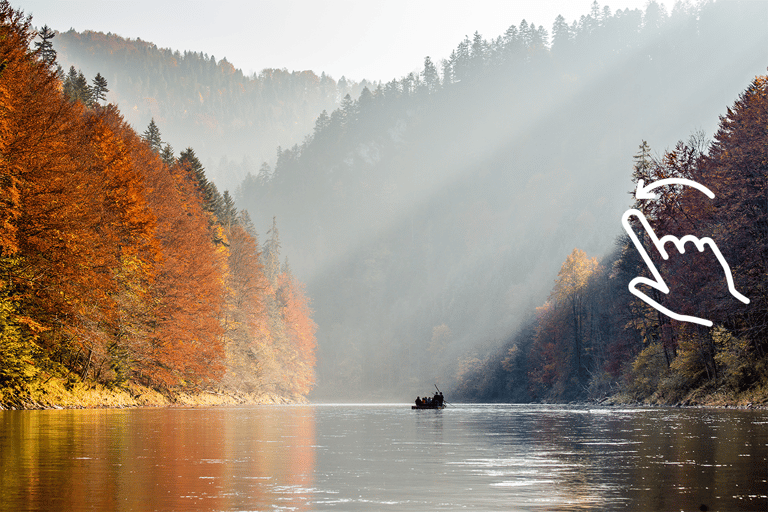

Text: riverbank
xmin=598 ymin=384 xmax=768 ymax=409
xmin=0 ymin=376 xmax=308 ymax=410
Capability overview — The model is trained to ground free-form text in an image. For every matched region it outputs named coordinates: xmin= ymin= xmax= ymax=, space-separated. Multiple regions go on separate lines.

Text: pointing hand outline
xmin=621 ymin=208 xmax=749 ymax=327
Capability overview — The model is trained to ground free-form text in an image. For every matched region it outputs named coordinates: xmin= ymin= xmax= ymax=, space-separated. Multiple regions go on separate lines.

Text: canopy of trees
xmin=0 ymin=2 xmax=316 ymax=405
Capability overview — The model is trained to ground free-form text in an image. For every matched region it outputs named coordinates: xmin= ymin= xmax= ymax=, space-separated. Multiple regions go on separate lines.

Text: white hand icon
xmin=621 ymin=208 xmax=749 ymax=327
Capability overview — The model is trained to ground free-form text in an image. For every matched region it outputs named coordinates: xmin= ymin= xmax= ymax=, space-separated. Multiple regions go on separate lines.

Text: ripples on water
xmin=1 ymin=404 xmax=767 ymax=511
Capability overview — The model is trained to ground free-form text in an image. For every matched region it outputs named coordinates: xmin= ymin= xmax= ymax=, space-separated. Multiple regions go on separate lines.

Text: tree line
xmin=0 ymin=2 xmax=316 ymax=405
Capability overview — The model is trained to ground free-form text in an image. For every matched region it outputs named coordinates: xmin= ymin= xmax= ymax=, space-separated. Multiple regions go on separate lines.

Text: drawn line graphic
xmin=621 ymin=209 xmax=749 ymax=327
xmin=635 ymin=178 xmax=715 ymax=200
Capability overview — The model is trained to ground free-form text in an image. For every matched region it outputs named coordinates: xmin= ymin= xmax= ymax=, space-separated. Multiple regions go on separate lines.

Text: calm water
xmin=1 ymin=404 xmax=767 ymax=511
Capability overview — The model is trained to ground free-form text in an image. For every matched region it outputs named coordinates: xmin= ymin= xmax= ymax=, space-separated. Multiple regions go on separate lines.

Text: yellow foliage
xmin=627 ymin=343 xmax=667 ymax=399
xmin=551 ymin=248 xmax=599 ymax=304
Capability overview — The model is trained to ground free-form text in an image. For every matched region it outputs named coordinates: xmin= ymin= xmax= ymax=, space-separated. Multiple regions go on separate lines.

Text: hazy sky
xmin=16 ymin=0 xmax=651 ymax=83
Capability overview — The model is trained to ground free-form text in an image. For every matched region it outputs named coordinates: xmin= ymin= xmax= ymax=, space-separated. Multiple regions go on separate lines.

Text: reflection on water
xmin=1 ymin=404 xmax=767 ymax=511
xmin=0 ymin=406 xmax=316 ymax=511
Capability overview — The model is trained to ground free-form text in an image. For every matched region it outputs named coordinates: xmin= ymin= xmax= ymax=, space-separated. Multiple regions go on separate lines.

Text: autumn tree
xmin=703 ymin=76 xmax=768 ymax=341
xmin=551 ymin=248 xmax=599 ymax=385
xmin=0 ymin=2 xmax=318 ymax=404
xmin=221 ymin=214 xmax=270 ymax=394
xmin=276 ymin=270 xmax=317 ymax=395
xmin=0 ymin=2 xmax=161 ymax=389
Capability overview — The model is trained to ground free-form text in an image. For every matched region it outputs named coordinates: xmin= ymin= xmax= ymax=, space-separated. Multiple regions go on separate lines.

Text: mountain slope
xmin=52 ymin=29 xmax=371 ymax=190
xmin=235 ymin=0 xmax=768 ymax=400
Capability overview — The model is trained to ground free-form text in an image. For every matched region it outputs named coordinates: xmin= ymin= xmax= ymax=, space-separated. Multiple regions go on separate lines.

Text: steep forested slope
xmin=234 ymin=1 xmax=768 ymax=400
xmin=0 ymin=2 xmax=316 ymax=408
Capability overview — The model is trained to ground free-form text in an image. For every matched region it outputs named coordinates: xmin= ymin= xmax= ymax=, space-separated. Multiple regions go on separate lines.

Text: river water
xmin=1 ymin=404 xmax=767 ymax=511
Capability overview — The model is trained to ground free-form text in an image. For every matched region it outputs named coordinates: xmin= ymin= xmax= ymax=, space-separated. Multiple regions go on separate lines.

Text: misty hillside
xmin=51 ymin=30 xmax=372 ymax=190
xmin=234 ymin=1 xmax=768 ymax=400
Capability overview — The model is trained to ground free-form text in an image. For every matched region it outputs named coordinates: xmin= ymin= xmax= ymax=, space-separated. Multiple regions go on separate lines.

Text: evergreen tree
xmin=519 ymin=20 xmax=532 ymax=48
xmin=238 ymin=210 xmax=257 ymax=238
xmin=178 ymin=147 xmax=222 ymax=219
xmin=142 ymin=118 xmax=163 ymax=153
xmin=453 ymin=37 xmax=471 ymax=81
xmin=62 ymin=66 xmax=91 ymax=104
xmin=262 ymin=216 xmax=281 ymax=287
xmin=281 ymin=256 xmax=291 ymax=276
xmin=470 ymin=31 xmax=486 ymax=73
xmin=339 ymin=93 xmax=355 ymax=126
xmin=631 ymin=141 xmax=653 ymax=208
xmin=160 ymin=143 xmax=175 ymax=167
xmin=421 ymin=56 xmax=440 ymax=92
xmin=312 ymin=110 xmax=330 ymax=141
xmin=257 ymin=162 xmax=271 ymax=186
xmin=221 ymin=191 xmax=237 ymax=228
xmin=441 ymin=58 xmax=453 ymax=86
xmin=551 ymin=14 xmax=571 ymax=55
xmin=91 ymin=72 xmax=108 ymax=104
xmin=34 ymin=25 xmax=56 ymax=66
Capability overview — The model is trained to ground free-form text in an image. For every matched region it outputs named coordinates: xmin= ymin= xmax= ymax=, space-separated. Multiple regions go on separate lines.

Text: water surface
xmin=1 ymin=404 xmax=766 ymax=511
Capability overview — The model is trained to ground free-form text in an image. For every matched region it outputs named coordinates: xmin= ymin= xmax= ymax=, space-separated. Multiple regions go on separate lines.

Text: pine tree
xmin=257 ymin=162 xmax=271 ymax=186
xmin=160 ymin=143 xmax=175 ymax=167
xmin=221 ymin=191 xmax=237 ymax=227
xmin=91 ymin=72 xmax=108 ymax=104
xmin=551 ymin=15 xmax=571 ymax=55
xmin=74 ymin=69 xmax=91 ymax=104
xmin=339 ymin=93 xmax=355 ymax=127
xmin=178 ymin=147 xmax=223 ymax=220
xmin=34 ymin=25 xmax=56 ymax=66
xmin=262 ymin=216 xmax=281 ymax=287
xmin=63 ymin=66 xmax=90 ymax=103
xmin=441 ymin=58 xmax=453 ymax=86
xmin=142 ymin=118 xmax=163 ymax=153
xmin=470 ymin=31 xmax=486 ymax=72
xmin=421 ymin=56 xmax=440 ymax=92
xmin=631 ymin=141 xmax=653 ymax=208
xmin=313 ymin=110 xmax=330 ymax=139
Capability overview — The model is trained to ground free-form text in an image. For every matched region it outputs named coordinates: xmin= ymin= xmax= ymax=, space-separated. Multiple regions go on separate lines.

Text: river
xmin=1 ymin=404 xmax=766 ymax=511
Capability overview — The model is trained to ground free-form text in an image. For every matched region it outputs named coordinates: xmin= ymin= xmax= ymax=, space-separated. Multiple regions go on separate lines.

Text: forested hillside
xmin=457 ymin=75 xmax=768 ymax=405
xmin=0 ymin=2 xmax=316 ymax=408
xmin=234 ymin=1 xmax=768 ymax=400
xmin=6 ymin=0 xmax=768 ymax=406
xmin=51 ymin=29 xmax=371 ymax=190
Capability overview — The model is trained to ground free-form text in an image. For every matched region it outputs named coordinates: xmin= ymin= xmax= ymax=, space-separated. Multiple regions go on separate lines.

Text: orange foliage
xmin=277 ymin=272 xmax=317 ymax=394
xmin=0 ymin=2 xmax=318 ymax=398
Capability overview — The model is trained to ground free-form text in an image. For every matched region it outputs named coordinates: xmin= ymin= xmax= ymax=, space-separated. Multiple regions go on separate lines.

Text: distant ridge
xmin=52 ymin=28 xmax=371 ymax=189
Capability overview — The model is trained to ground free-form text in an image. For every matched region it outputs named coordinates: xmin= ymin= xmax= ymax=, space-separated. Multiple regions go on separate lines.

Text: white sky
xmin=15 ymin=0 xmax=651 ymax=83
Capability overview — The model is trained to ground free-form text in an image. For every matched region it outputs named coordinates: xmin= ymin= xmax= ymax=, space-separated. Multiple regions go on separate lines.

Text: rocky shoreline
xmin=592 ymin=391 xmax=767 ymax=410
